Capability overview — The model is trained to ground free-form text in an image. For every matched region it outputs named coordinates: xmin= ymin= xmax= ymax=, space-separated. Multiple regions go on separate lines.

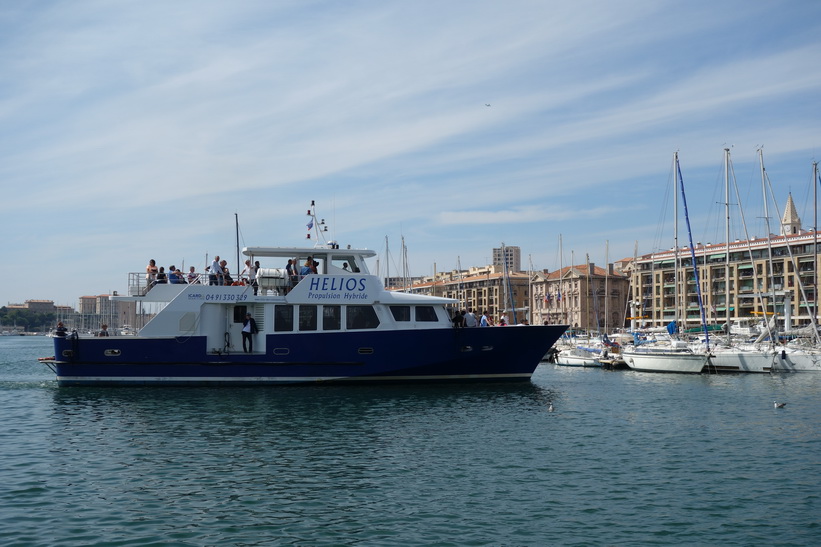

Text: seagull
xmin=548 ymin=402 xmax=554 ymax=412
xmin=774 ymin=401 xmax=787 ymax=409
xmin=485 ymin=103 xmax=491 ymax=107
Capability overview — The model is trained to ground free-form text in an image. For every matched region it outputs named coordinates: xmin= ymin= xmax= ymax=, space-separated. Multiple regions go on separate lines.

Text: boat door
xmin=204 ymin=304 xmax=266 ymax=354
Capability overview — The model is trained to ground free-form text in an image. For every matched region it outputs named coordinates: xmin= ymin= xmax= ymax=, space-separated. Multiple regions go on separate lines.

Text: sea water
xmin=1 ymin=336 xmax=819 ymax=546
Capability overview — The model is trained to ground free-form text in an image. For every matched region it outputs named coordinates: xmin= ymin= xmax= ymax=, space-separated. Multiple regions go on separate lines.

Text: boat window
xmin=274 ymin=305 xmax=294 ymax=332
xmin=346 ymin=306 xmax=380 ymax=330
xmin=390 ymin=306 xmax=411 ymax=321
xmin=415 ymin=306 xmax=438 ymax=322
xmin=323 ymin=305 xmax=341 ymax=331
xmin=299 ymin=305 xmax=318 ymax=331
xmin=233 ymin=306 xmax=247 ymax=323
xmin=330 ymin=255 xmax=361 ymax=273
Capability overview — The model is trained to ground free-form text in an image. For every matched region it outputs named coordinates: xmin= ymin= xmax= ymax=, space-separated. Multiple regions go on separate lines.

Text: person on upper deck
xmin=146 ymin=259 xmax=158 ymax=287
xmin=299 ymin=256 xmax=314 ymax=276
xmin=98 ymin=324 xmax=110 ymax=337
xmin=156 ymin=266 xmax=167 ymax=284
xmin=168 ymin=266 xmax=183 ymax=284
xmin=54 ymin=321 xmax=68 ymax=337
xmin=187 ymin=266 xmax=199 ymax=284
xmin=210 ymin=256 xmax=222 ymax=285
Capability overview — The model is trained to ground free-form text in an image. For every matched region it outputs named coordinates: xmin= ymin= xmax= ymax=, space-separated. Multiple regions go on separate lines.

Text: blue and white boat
xmin=40 ymin=234 xmax=567 ymax=386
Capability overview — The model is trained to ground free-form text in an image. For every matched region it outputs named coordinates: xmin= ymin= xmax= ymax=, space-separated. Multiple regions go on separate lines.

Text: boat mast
xmin=674 ymin=152 xmax=680 ymax=332
xmin=235 ymin=212 xmax=240 ymax=278
xmin=604 ymin=240 xmax=609 ymax=334
xmin=760 ymin=148 xmax=777 ymax=342
xmin=814 ymin=160 xmax=818 ymax=327
xmin=724 ymin=148 xmax=731 ymax=330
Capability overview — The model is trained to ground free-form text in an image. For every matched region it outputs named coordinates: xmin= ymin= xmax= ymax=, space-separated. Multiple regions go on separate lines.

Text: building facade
xmin=630 ymin=196 xmax=820 ymax=331
xmin=531 ymin=263 xmax=630 ymax=330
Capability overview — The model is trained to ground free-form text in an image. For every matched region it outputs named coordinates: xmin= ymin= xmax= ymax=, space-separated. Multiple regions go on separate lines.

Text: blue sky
xmin=2 ymin=0 xmax=821 ymax=308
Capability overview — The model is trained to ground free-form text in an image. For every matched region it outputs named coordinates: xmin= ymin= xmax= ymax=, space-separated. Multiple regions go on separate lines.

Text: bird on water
xmin=774 ymin=401 xmax=787 ymax=409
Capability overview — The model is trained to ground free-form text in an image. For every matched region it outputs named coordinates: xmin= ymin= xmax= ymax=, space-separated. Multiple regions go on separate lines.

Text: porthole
xmin=104 ymin=349 xmax=122 ymax=357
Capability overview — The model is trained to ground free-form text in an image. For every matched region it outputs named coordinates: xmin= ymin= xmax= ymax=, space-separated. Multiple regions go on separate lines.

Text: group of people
xmin=146 ymin=257 xmax=263 ymax=295
xmin=452 ymin=309 xmax=526 ymax=327
xmin=145 ymin=259 xmax=200 ymax=287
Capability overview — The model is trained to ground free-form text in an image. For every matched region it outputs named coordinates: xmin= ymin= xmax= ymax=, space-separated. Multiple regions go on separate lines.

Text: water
xmin=2 ymin=336 xmax=819 ymax=546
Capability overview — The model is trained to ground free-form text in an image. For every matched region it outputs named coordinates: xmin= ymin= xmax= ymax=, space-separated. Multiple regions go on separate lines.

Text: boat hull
xmin=622 ymin=349 xmax=708 ymax=373
xmin=49 ymin=325 xmax=567 ymax=386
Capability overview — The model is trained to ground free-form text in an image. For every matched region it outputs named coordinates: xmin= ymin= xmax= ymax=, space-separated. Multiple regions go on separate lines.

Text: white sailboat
xmin=623 ymin=152 xmax=711 ymax=373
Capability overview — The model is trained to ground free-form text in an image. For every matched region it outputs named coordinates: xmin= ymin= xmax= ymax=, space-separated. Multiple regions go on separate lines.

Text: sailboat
xmin=708 ymin=151 xmax=821 ymax=372
xmin=622 ymin=152 xmax=712 ymax=373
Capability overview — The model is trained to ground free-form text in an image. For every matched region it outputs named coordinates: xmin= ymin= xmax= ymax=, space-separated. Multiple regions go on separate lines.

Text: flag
xmin=556 ymin=290 xmax=561 ymax=302
xmin=306 ymin=219 xmax=314 ymax=230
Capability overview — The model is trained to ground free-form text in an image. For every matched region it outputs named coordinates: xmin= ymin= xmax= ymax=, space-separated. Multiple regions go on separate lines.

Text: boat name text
xmin=307 ymin=277 xmax=369 ymax=301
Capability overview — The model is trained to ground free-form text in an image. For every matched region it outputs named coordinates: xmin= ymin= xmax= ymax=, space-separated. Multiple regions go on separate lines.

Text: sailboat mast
xmin=814 ymin=161 xmax=819 ymax=326
xmin=724 ymin=148 xmax=731 ymax=328
xmin=674 ymin=152 xmax=680 ymax=330
xmin=604 ymin=240 xmax=609 ymax=334
xmin=760 ymin=149 xmax=777 ymax=341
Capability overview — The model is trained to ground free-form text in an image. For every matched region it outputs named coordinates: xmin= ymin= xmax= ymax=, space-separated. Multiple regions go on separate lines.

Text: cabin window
xmin=346 ymin=306 xmax=380 ymax=330
xmin=390 ymin=306 xmax=411 ymax=321
xmin=233 ymin=306 xmax=247 ymax=323
xmin=274 ymin=305 xmax=294 ymax=332
xmin=415 ymin=306 xmax=438 ymax=322
xmin=331 ymin=255 xmax=361 ymax=273
xmin=299 ymin=305 xmax=318 ymax=331
xmin=323 ymin=305 xmax=341 ymax=331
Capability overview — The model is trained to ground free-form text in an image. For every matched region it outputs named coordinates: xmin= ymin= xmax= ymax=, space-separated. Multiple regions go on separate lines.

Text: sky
xmin=2 ymin=0 xmax=821 ymax=308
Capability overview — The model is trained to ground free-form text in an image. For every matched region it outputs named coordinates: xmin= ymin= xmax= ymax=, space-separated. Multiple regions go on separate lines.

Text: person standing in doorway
xmin=242 ymin=313 xmax=258 ymax=353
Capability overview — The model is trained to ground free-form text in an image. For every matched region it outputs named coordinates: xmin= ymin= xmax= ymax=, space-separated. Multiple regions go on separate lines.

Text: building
xmin=629 ymin=195 xmax=821 ymax=331
xmin=492 ymin=245 xmax=521 ymax=273
xmin=405 ymin=264 xmax=531 ymax=324
xmin=531 ymin=263 xmax=630 ymax=330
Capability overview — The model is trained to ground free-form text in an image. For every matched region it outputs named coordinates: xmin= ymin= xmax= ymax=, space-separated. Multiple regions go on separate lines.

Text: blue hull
xmin=51 ymin=325 xmax=567 ymax=386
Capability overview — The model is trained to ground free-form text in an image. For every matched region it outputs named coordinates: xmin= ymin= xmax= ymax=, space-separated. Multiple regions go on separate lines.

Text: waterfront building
xmin=531 ymin=263 xmax=630 ymax=330
xmin=403 ymin=264 xmax=531 ymax=324
xmin=629 ymin=195 xmax=821 ymax=331
xmin=492 ymin=244 xmax=521 ymax=273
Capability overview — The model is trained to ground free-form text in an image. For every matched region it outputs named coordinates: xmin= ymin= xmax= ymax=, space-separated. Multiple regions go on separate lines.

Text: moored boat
xmin=39 ymin=223 xmax=568 ymax=386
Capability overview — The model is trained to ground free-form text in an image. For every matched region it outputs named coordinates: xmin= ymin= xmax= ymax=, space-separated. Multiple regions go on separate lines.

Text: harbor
xmin=2 ymin=335 xmax=819 ymax=545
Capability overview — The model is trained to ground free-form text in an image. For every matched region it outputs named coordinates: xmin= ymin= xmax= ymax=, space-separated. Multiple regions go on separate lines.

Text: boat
xmin=622 ymin=341 xmax=709 ymax=373
xmin=554 ymin=346 xmax=602 ymax=367
xmin=38 ymin=208 xmax=568 ymax=386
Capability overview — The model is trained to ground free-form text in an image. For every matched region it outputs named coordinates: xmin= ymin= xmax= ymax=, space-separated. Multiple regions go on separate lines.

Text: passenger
xmin=311 ymin=260 xmax=319 ymax=274
xmin=242 ymin=313 xmax=258 ymax=353
xmin=54 ymin=321 xmax=68 ymax=337
xmin=500 ymin=313 xmax=509 ymax=326
xmin=465 ymin=308 xmax=478 ymax=327
xmin=480 ymin=311 xmax=491 ymax=327
xmin=146 ymin=259 xmax=158 ymax=287
xmin=452 ymin=310 xmax=465 ymax=328
xmin=155 ymin=266 xmax=168 ymax=284
xmin=168 ymin=265 xmax=183 ymax=284
xmin=187 ymin=266 xmax=199 ymax=284
xmin=98 ymin=324 xmax=110 ymax=337
xmin=240 ymin=260 xmax=255 ymax=287
xmin=300 ymin=256 xmax=313 ymax=276
xmin=342 ymin=262 xmax=350 ymax=271
xmin=222 ymin=261 xmax=234 ymax=285
xmin=210 ymin=256 xmax=222 ymax=285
